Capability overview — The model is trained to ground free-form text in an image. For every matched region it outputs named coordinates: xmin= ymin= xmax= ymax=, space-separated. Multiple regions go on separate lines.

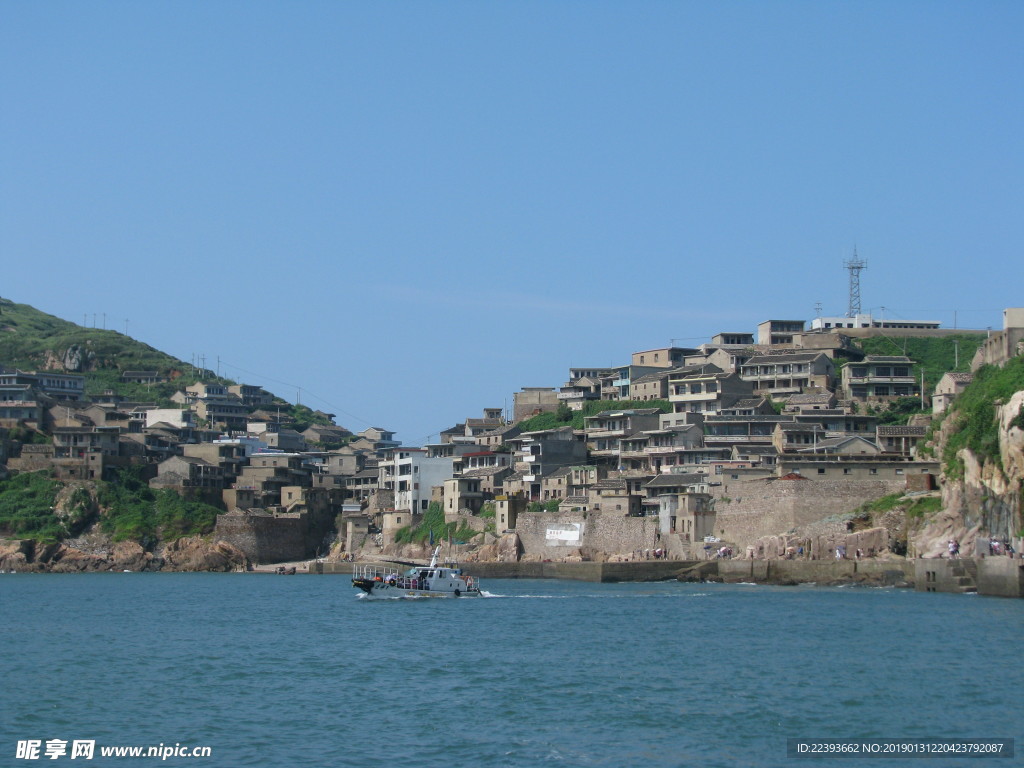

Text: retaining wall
xmin=715 ymin=477 xmax=905 ymax=548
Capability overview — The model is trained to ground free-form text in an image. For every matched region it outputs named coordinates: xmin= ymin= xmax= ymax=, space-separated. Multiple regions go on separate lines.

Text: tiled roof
xmin=646 ymin=473 xmax=705 ymax=487
xmin=744 ymin=352 xmax=824 ymax=364
xmin=877 ymin=425 xmax=927 ymax=436
xmin=787 ymin=393 xmax=834 ymax=404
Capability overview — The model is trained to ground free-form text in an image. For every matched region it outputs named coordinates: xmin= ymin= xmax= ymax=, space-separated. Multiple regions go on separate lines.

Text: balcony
xmin=558 ymin=391 xmax=597 ymax=401
xmin=704 ymin=434 xmax=774 ymax=445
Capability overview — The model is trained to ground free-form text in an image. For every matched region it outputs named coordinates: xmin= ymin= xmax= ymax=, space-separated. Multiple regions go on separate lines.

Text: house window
xmin=817 ymin=468 xmax=826 ymax=475
xmin=895 ymin=469 xmax=904 ymax=475
xmin=843 ymin=468 xmax=851 ymax=475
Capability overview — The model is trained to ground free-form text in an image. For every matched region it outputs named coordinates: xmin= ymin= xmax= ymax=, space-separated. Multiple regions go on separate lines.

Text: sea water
xmin=1 ymin=574 xmax=1021 ymax=768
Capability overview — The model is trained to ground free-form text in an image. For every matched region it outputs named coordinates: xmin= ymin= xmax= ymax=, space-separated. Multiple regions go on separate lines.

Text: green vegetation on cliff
xmin=392 ymin=501 xmax=478 ymax=545
xmin=98 ymin=468 xmax=221 ymax=546
xmin=939 ymin=356 xmax=1024 ymax=479
xmin=0 ymin=297 xmax=183 ymax=377
xmin=0 ymin=471 xmax=63 ymax=541
xmin=0 ymin=468 xmax=220 ymax=547
xmin=855 ymin=333 xmax=985 ymax=392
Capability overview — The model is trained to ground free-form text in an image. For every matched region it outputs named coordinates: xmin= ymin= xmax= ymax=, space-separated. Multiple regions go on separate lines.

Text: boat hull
xmin=353 ymin=578 xmax=481 ymax=599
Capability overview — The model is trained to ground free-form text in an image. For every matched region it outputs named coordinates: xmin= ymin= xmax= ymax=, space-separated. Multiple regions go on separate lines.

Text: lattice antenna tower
xmin=843 ymin=250 xmax=867 ymax=317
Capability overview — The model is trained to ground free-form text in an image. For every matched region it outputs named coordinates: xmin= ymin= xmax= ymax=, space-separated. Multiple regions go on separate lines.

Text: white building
xmin=810 ymin=313 xmax=940 ymax=331
xmin=378 ymin=447 xmax=455 ymax=513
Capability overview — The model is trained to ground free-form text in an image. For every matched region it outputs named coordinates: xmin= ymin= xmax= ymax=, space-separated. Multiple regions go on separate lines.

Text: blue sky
xmin=2 ymin=1 xmax=1021 ymax=443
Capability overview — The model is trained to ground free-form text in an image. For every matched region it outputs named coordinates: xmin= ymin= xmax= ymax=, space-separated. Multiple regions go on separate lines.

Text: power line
xmin=216 ymin=358 xmax=377 ymax=429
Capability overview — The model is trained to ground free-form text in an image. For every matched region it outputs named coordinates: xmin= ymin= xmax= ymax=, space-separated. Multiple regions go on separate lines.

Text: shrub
xmin=0 ymin=471 xmax=63 ymax=541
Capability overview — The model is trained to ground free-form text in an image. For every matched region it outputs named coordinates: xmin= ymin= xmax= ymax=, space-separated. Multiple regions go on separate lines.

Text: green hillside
xmin=0 ymin=297 xmax=331 ymax=429
xmin=0 ymin=296 xmax=184 ymax=376
xmin=853 ymin=333 xmax=986 ymax=393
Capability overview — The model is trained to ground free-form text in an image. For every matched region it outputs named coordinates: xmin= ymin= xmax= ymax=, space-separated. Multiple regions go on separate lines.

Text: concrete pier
xmin=916 ymin=556 xmax=1024 ymax=598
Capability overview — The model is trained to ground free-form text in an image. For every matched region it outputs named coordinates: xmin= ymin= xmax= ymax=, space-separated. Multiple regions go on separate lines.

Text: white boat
xmin=352 ymin=546 xmax=481 ymax=599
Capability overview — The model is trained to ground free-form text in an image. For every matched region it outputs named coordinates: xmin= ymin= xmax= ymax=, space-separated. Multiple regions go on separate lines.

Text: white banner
xmin=545 ymin=523 xmax=582 ymax=544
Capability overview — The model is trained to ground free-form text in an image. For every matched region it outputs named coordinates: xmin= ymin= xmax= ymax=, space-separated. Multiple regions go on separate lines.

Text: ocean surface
xmin=1 ymin=574 xmax=1021 ymax=768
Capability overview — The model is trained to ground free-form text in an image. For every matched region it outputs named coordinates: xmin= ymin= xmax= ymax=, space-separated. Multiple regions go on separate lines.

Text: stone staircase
xmin=916 ymin=557 xmax=978 ymax=594
xmin=948 ymin=560 xmax=978 ymax=593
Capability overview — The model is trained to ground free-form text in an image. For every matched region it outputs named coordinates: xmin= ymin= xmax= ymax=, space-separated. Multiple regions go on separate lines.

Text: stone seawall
xmin=514 ymin=511 xmax=661 ymax=559
xmin=309 ymin=556 xmax=1022 ymax=596
xmin=215 ymin=513 xmax=307 ymax=564
xmin=715 ymin=477 xmax=905 ymax=548
xmin=717 ymin=558 xmax=915 ymax=586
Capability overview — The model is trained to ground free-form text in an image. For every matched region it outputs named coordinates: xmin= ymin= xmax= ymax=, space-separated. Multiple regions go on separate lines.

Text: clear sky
xmin=2 ymin=1 xmax=1021 ymax=443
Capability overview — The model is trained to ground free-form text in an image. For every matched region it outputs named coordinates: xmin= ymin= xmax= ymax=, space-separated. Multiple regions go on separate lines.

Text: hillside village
xmin=1 ymin=300 xmax=1023 ymax=572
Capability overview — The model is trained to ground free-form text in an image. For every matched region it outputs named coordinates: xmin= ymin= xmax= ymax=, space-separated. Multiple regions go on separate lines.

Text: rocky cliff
xmin=915 ymin=388 xmax=1024 ymax=556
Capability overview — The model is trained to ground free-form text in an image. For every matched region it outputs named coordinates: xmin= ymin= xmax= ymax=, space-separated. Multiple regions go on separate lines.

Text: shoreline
xmin=5 ymin=550 xmax=1021 ymax=598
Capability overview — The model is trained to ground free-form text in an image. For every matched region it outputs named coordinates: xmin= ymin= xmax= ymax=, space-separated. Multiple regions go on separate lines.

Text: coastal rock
xmin=0 ymin=539 xmax=34 ymax=571
xmin=47 ymin=545 xmax=113 ymax=573
xmin=496 ymin=533 xmax=521 ymax=562
xmin=159 ymin=537 xmax=248 ymax=572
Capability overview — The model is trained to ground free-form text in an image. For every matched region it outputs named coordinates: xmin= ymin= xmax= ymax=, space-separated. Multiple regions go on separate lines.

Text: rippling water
xmin=2 ymin=574 xmax=1021 ymax=767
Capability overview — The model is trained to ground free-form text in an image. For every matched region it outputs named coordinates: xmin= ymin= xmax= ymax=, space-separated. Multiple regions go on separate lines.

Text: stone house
xmin=475 ymin=423 xmax=521 ymax=450
xmin=512 ymin=387 xmax=558 ymax=422
xmin=739 ymin=352 xmax=834 ymax=397
xmin=452 ymin=449 xmax=511 ymax=476
xmin=443 ymin=477 xmax=485 ymax=515
xmin=152 ymin=455 xmax=224 ymax=490
xmin=228 ymin=384 xmax=273 ymax=408
xmin=121 ymin=371 xmax=166 ymax=385
xmin=586 ymin=478 xmax=642 ymax=516
xmin=876 ymin=425 xmax=928 ymax=456
xmin=505 ymin=426 xmax=588 ymax=501
xmin=932 ymin=372 xmax=973 ymax=415
xmin=757 ymin=319 xmax=805 ymax=346
xmin=705 ymin=414 xmax=791 ymax=451
xmin=629 ymin=370 xmax=672 ymax=401
xmin=458 ymin=465 xmax=513 ymax=497
xmin=668 ymin=365 xmax=754 ymax=416
xmin=301 ymin=424 xmax=352 ymax=448
xmin=793 ymin=435 xmax=881 ymax=456
xmin=183 ymin=441 xmax=248 ymax=481
xmin=970 ymin=307 xmax=1024 ymax=369
xmin=631 ymin=346 xmax=695 ymax=368
xmin=558 ymin=375 xmax=604 ymax=411
xmin=52 ymin=426 xmax=120 ymax=458
xmin=841 ymin=355 xmax=918 ymax=402
xmin=584 ymin=408 xmax=663 ymax=468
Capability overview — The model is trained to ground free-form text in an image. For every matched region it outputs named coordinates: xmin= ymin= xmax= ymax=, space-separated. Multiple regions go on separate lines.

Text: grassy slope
xmin=0 ymin=296 xmax=183 ymax=375
xmin=853 ymin=333 xmax=986 ymax=393
xmin=0 ymin=297 xmax=331 ymax=427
